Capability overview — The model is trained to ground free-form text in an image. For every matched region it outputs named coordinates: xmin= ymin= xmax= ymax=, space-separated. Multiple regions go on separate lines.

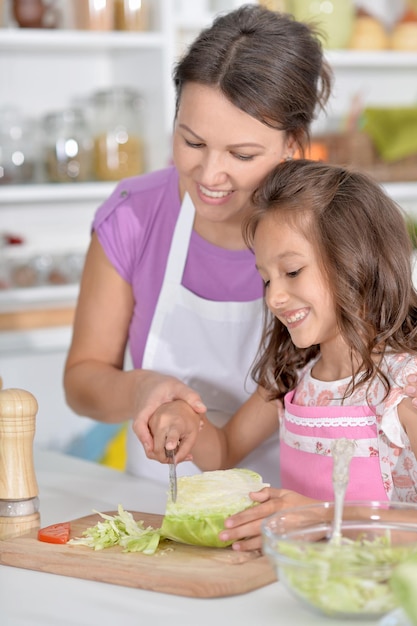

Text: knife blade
xmin=165 ymin=448 xmax=177 ymax=503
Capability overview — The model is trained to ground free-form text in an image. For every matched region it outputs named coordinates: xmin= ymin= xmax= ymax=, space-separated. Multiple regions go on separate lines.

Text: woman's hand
xmin=132 ymin=372 xmax=206 ymax=455
xmin=142 ymin=399 xmax=205 ymax=463
xmin=218 ymin=488 xmax=318 ymax=552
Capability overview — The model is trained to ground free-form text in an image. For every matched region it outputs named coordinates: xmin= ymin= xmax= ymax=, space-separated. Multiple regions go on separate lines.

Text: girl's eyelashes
xmin=258 ymin=267 xmax=303 ymax=286
xmin=287 ymin=268 xmax=302 ymax=278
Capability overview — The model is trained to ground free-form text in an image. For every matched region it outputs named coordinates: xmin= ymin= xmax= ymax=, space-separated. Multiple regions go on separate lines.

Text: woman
xmin=64 ymin=4 xmax=332 ymax=485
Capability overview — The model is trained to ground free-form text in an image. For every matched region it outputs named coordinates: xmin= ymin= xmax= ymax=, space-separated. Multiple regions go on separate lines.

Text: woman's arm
xmin=64 ymin=233 xmax=206 ymax=434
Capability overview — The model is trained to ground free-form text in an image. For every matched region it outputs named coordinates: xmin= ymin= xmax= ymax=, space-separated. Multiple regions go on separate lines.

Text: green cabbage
xmin=68 ymin=504 xmax=162 ymax=554
xmin=390 ymin=555 xmax=417 ymax=625
xmin=69 ymin=469 xmax=268 ymax=553
xmin=277 ymin=536 xmax=414 ymax=616
xmin=161 ymin=468 xmax=268 ymax=547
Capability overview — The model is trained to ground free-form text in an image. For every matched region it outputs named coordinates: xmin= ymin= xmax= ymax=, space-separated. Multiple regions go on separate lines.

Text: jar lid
xmin=42 ymin=108 xmax=87 ymax=129
xmin=91 ymin=87 xmax=143 ymax=108
xmin=0 ymin=106 xmax=30 ymax=136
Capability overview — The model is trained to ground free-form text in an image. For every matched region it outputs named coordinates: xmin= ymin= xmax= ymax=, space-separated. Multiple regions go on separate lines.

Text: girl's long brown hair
xmin=243 ymin=159 xmax=417 ymax=402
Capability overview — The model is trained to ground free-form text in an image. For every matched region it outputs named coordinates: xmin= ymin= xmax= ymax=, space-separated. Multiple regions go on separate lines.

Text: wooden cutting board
xmin=0 ymin=511 xmax=277 ymax=598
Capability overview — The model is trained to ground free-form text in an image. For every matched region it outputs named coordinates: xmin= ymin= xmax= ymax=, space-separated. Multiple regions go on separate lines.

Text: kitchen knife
xmin=165 ymin=448 xmax=177 ymax=503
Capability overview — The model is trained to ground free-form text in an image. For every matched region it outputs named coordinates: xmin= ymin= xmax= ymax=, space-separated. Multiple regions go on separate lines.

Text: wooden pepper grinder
xmin=0 ymin=387 xmax=40 ymax=540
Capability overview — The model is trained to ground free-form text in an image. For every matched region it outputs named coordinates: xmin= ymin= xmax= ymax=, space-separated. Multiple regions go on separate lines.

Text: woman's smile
xmin=197 ymin=183 xmax=234 ymax=203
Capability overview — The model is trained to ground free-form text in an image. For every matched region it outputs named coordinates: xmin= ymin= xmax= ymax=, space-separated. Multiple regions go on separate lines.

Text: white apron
xmin=126 ymin=193 xmax=280 ymax=486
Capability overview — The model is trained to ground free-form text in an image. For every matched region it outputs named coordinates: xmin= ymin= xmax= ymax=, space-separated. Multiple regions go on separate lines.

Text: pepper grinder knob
xmin=0 ymin=387 xmax=40 ymax=539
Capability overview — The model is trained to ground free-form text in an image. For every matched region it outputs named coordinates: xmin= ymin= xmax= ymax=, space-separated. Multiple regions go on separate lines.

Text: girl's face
xmin=253 ymin=213 xmax=340 ymax=351
xmin=173 ymin=83 xmax=293 ymax=232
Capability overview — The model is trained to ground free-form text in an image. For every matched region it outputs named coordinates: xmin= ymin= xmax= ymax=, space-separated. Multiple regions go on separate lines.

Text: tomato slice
xmin=38 ymin=522 xmax=71 ymax=544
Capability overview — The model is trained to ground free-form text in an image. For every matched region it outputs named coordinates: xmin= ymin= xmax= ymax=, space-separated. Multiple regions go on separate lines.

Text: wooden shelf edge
xmin=0 ymin=306 xmax=75 ymax=331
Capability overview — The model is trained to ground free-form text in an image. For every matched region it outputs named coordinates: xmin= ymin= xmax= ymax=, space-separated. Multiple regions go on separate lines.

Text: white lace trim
xmin=284 ymin=413 xmax=377 ymax=428
xmin=281 ymin=429 xmax=378 ymax=456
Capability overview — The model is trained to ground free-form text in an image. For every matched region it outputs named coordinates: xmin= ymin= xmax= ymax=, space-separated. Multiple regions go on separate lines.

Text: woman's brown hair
xmin=173 ymin=4 xmax=333 ymax=154
xmin=244 ymin=159 xmax=417 ymax=402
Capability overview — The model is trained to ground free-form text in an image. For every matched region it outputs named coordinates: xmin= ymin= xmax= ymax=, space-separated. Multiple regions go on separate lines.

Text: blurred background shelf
xmin=327 ymin=50 xmax=417 ymax=68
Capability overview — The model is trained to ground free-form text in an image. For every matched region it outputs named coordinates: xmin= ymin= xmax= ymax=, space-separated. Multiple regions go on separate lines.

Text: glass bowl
xmin=261 ymin=500 xmax=417 ymax=620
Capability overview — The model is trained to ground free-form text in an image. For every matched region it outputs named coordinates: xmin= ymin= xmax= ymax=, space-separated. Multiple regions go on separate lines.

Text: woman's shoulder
xmin=93 ymin=166 xmax=179 ymax=229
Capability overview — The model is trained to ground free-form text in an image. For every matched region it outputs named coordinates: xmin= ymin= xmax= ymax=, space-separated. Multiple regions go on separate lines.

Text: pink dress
xmin=280 ymin=353 xmax=417 ymax=502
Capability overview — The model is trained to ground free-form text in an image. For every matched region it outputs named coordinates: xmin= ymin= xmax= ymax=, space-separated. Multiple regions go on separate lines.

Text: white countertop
xmin=0 ymin=449 xmax=381 ymax=626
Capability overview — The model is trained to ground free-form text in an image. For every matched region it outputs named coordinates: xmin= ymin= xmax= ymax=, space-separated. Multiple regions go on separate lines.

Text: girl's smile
xmin=282 ymin=307 xmax=310 ymax=328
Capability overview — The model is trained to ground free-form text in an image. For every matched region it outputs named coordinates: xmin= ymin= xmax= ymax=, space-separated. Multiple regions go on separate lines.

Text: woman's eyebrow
xmin=178 ymin=124 xmax=264 ymax=149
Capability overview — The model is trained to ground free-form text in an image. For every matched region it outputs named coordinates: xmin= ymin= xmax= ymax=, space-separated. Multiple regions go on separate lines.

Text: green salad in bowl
xmin=261 ymin=500 xmax=417 ymax=620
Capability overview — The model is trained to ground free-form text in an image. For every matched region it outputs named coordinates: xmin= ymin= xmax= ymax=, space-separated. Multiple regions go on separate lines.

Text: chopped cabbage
xmin=69 ymin=469 xmax=268 ymax=554
xmin=276 ymin=536 xmax=415 ymax=616
xmin=68 ymin=504 xmax=162 ymax=554
xmin=390 ymin=555 xmax=417 ymax=625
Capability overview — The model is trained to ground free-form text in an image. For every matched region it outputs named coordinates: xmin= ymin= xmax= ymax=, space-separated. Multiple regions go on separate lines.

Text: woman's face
xmin=173 ymin=83 xmax=293 ymax=229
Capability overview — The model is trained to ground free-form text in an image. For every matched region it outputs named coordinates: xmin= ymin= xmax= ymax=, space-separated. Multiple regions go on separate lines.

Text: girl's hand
xmin=132 ymin=372 xmax=206 ymax=454
xmin=218 ymin=488 xmax=318 ymax=552
xmin=144 ymin=399 xmax=205 ymax=463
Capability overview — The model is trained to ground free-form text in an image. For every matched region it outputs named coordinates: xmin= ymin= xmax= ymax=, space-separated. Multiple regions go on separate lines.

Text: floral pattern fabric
xmin=291 ymin=353 xmax=417 ymax=502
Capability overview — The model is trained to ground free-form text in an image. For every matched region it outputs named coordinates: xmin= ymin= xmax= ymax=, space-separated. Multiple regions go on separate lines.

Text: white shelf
xmin=383 ymin=183 xmax=417 ymax=203
xmin=0 ymin=182 xmax=116 ymax=205
xmin=1 ymin=180 xmax=416 ymax=207
xmin=326 ymin=50 xmax=417 ymax=69
xmin=174 ymin=14 xmax=213 ymax=31
xmin=0 ymin=284 xmax=79 ymax=312
xmin=0 ymin=325 xmax=74 ymax=351
xmin=0 ymin=28 xmax=164 ymax=51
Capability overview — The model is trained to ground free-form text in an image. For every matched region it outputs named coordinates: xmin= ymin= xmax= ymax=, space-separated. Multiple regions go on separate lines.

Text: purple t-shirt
xmin=93 ymin=167 xmax=263 ymax=367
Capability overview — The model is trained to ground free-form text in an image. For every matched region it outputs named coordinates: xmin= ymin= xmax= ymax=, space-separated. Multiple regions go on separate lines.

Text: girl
xmin=149 ymin=159 xmax=417 ymax=550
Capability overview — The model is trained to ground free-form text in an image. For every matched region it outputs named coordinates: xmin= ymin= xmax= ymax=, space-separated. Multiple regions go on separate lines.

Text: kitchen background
xmin=1 ymin=0 xmax=417 ymax=467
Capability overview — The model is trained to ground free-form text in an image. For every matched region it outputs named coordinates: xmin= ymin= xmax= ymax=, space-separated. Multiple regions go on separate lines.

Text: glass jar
xmin=42 ymin=108 xmax=93 ymax=183
xmin=288 ymin=0 xmax=355 ymax=49
xmin=0 ymin=107 xmax=36 ymax=185
xmin=70 ymin=0 xmax=114 ymax=30
xmin=113 ymin=0 xmax=150 ymax=31
xmin=12 ymin=0 xmax=59 ymax=29
xmin=91 ymin=87 xmax=145 ymax=182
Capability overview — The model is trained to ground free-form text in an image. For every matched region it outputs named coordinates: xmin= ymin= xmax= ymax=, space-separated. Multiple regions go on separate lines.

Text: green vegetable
xmin=276 ymin=536 xmax=416 ymax=616
xmin=68 ymin=504 xmax=162 ymax=555
xmin=390 ymin=556 xmax=417 ymax=625
xmin=161 ymin=469 xmax=268 ymax=547
xmin=69 ymin=469 xmax=268 ymax=554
